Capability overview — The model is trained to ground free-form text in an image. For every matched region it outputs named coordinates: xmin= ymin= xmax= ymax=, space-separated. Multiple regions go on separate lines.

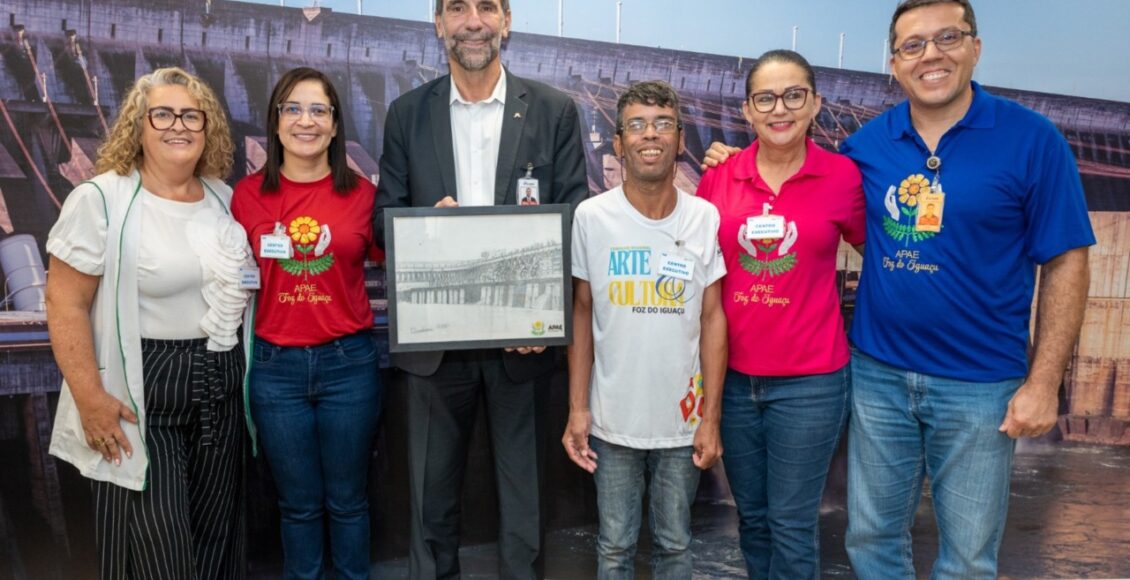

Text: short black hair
xmin=889 ymin=0 xmax=978 ymax=52
xmin=616 ymin=81 xmax=682 ymax=132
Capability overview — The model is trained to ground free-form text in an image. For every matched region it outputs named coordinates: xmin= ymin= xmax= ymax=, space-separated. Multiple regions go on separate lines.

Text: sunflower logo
xmin=898 ymin=174 xmax=931 ymax=207
xmin=883 ymin=173 xmax=939 ymax=244
xmin=289 ymin=216 xmax=321 ymax=244
xmin=279 ymin=215 xmax=335 ymax=278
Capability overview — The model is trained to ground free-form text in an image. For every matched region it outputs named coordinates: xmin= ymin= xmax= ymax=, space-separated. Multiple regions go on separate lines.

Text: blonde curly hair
xmin=95 ymin=67 xmax=234 ymax=179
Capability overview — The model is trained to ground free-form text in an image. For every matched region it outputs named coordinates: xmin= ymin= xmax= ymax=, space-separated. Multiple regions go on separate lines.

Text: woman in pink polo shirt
xmin=696 ymin=49 xmax=865 ymax=579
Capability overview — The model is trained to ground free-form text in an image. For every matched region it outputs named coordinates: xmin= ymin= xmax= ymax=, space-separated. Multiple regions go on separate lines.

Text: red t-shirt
xmin=232 ymin=171 xmax=376 ymax=346
xmin=696 ymin=139 xmax=865 ymax=376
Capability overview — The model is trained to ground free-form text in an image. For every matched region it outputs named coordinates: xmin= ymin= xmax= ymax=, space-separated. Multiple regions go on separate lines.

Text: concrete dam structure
xmin=1 ymin=1 xmax=1129 ymax=576
xmin=8 ymin=0 xmax=1128 ymax=441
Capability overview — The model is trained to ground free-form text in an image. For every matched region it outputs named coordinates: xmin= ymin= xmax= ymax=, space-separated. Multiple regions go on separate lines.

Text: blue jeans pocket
xmin=335 ymin=333 xmax=377 ymax=364
xmin=253 ymin=339 xmax=281 ymax=365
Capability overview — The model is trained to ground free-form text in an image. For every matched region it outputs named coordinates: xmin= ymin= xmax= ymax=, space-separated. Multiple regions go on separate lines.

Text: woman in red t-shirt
xmin=232 ymin=67 xmax=381 ymax=579
xmin=696 ymin=50 xmax=866 ymax=579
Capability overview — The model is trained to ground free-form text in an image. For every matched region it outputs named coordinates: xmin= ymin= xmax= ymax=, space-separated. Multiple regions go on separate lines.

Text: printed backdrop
xmin=1 ymin=0 xmax=1127 ymax=577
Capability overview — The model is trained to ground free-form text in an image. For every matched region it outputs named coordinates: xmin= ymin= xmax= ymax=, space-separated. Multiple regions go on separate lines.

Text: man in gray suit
xmin=374 ymin=0 xmax=589 ymax=577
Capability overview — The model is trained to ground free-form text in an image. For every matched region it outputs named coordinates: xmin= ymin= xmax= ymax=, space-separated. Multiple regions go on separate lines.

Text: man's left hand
xmin=692 ymin=421 xmax=722 ymax=470
xmin=999 ymin=381 xmax=1059 ymax=439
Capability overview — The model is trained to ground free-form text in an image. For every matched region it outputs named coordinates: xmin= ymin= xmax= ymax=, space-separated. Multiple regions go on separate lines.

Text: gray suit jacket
xmin=374 ymin=69 xmax=590 ymax=380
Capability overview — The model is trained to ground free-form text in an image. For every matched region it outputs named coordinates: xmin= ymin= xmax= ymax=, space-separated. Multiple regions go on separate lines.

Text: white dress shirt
xmin=449 ymin=72 xmax=507 ymax=207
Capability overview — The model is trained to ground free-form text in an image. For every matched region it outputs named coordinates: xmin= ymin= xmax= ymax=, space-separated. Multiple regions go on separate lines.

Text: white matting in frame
xmin=384 ymin=204 xmax=573 ymax=352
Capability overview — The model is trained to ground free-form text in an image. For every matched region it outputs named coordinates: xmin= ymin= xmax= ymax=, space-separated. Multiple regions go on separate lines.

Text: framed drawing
xmin=384 ymin=204 xmax=573 ymax=352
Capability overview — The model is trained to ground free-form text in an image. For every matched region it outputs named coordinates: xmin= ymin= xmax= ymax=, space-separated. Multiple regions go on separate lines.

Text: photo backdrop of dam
xmin=1 ymin=0 xmax=1129 ymax=577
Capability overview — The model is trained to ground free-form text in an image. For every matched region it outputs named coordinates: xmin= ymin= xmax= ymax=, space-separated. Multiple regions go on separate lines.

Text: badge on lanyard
xmin=260 ymin=221 xmax=293 ymax=259
xmin=745 ymin=203 xmax=786 ymax=240
xmin=657 ymin=241 xmax=695 ymax=281
xmin=238 ymin=266 xmax=261 ymax=289
xmin=517 ymin=162 xmax=540 ymax=206
xmin=916 ymin=183 xmax=945 ymax=233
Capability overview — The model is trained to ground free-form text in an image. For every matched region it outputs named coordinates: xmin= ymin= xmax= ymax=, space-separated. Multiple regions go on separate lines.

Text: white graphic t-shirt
xmin=572 ymin=186 xmax=725 ymax=449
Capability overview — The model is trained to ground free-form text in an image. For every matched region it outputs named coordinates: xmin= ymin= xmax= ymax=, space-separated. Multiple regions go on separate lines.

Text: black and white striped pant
xmin=92 ymin=337 xmax=246 ymax=579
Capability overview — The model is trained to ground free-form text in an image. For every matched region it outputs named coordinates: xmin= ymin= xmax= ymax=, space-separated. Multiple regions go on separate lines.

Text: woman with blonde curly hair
xmin=46 ymin=66 xmax=252 ymax=579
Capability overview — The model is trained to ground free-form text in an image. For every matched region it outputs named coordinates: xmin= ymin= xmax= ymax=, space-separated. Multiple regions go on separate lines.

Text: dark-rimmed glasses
xmin=277 ymin=102 xmax=335 ymax=123
xmin=892 ymin=28 xmax=975 ymax=60
xmin=619 ymin=117 xmax=681 ymax=135
xmin=748 ymin=88 xmax=810 ymax=113
xmin=147 ymin=107 xmax=206 ymax=132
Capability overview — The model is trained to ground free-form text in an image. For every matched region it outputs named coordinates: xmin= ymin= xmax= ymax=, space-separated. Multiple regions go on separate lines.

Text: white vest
xmin=47 ymin=170 xmax=243 ymax=490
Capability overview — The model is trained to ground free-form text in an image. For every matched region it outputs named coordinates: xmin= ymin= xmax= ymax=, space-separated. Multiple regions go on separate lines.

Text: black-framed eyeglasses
xmin=892 ymin=28 xmax=975 ymax=60
xmin=147 ymin=107 xmax=206 ymax=132
xmin=618 ymin=117 xmax=681 ymax=135
xmin=748 ymin=88 xmax=810 ymax=113
xmin=277 ymin=102 xmax=335 ymax=122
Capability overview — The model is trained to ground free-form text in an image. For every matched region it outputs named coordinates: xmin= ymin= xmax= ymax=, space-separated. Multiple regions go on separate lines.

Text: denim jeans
xmin=589 ymin=437 xmax=700 ymax=580
xmin=250 ymin=332 xmax=383 ymax=580
xmin=846 ymin=349 xmax=1020 ymax=580
xmin=719 ymin=365 xmax=850 ymax=580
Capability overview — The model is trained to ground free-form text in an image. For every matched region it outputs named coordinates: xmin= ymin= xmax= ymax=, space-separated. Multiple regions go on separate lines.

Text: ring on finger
xmin=93 ymin=437 xmax=106 ymax=447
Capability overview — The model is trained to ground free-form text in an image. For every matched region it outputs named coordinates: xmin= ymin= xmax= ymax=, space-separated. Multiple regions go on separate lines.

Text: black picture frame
xmin=384 ymin=204 xmax=573 ymax=352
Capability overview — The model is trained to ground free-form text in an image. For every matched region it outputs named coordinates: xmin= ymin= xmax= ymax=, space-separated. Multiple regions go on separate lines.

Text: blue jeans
xmin=589 ymin=437 xmax=700 ymax=580
xmin=720 ymin=366 xmax=850 ymax=580
xmin=847 ymin=349 xmax=1020 ymax=580
xmin=250 ymin=332 xmax=383 ymax=580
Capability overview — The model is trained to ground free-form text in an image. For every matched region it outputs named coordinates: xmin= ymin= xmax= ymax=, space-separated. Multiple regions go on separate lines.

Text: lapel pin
xmin=514 ymin=112 xmax=522 ymax=119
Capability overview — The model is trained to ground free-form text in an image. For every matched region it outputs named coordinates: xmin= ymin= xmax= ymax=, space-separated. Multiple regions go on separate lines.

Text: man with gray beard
xmin=374 ymin=1 xmax=589 ymax=578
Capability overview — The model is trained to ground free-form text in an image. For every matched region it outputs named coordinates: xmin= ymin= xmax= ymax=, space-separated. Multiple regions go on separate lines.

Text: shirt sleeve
xmin=570 ymin=203 xmax=590 ymax=281
xmin=695 ymin=166 xmax=718 ymax=203
xmin=703 ymin=205 xmax=727 ymax=285
xmin=46 ymin=182 xmax=109 ymax=276
xmin=839 ymin=160 xmax=867 ymax=246
xmin=1022 ymin=119 xmax=1096 ymax=264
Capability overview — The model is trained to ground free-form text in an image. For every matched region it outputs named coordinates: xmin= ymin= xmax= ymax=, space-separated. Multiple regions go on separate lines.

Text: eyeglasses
xmin=619 ymin=117 xmax=680 ymax=135
xmin=892 ymin=28 xmax=974 ymax=60
xmin=748 ymin=88 xmax=810 ymax=113
xmin=277 ymin=102 xmax=335 ymax=122
xmin=146 ymin=107 xmax=206 ymax=132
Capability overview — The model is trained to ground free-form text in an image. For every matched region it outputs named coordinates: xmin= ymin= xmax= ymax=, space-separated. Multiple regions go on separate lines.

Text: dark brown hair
xmin=745 ymin=49 xmax=816 ymax=99
xmin=260 ymin=67 xmax=356 ymax=194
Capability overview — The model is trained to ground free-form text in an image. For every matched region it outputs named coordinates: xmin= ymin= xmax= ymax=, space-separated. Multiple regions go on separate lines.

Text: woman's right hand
xmin=700 ymin=142 xmax=742 ymax=171
xmin=76 ymin=390 xmax=137 ymax=465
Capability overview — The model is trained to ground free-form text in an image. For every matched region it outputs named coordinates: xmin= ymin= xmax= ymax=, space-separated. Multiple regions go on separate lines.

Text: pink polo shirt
xmin=696 ymin=138 xmax=865 ymax=376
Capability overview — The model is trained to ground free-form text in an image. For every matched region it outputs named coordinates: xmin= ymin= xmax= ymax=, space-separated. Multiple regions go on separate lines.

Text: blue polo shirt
xmin=841 ymin=82 xmax=1095 ymax=382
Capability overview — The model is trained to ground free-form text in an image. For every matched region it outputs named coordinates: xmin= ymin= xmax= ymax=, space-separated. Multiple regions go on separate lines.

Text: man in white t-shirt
xmin=563 ymin=80 xmax=727 ymax=579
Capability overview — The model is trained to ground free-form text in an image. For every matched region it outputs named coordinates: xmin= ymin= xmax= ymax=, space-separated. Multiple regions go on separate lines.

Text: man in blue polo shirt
xmin=841 ymin=0 xmax=1094 ymax=577
xmin=700 ymin=1 xmax=1094 ymax=575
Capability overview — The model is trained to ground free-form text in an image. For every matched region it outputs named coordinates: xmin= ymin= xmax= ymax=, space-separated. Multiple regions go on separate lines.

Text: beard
xmin=445 ymin=30 xmax=502 ymax=72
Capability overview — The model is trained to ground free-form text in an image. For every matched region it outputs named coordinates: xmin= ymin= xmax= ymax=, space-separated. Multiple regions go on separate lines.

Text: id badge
xmin=260 ymin=234 xmax=292 ymax=259
xmin=657 ymin=252 xmax=695 ymax=281
xmin=915 ymin=192 xmax=945 ymax=233
xmin=238 ymin=267 xmax=261 ymax=289
xmin=746 ymin=214 xmax=786 ymax=239
xmin=517 ymin=177 xmax=540 ymax=206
